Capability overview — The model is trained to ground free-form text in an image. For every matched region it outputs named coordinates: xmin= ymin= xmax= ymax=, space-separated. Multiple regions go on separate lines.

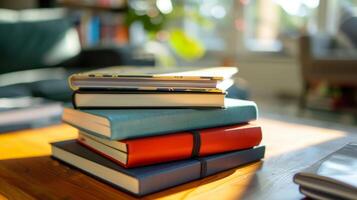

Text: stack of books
xmin=51 ymin=67 xmax=265 ymax=196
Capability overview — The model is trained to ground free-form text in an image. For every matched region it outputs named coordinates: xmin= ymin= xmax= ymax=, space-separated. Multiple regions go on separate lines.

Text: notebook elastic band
xmin=196 ymin=158 xmax=208 ymax=178
xmin=190 ymin=130 xmax=201 ymax=158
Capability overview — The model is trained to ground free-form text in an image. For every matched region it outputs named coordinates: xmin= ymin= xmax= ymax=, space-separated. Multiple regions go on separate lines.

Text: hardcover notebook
xmin=62 ymin=98 xmax=258 ymax=140
xmin=294 ymin=143 xmax=357 ymax=200
xmin=51 ymin=140 xmax=265 ymax=196
xmin=77 ymin=123 xmax=262 ymax=168
xmin=72 ymin=91 xmax=225 ymax=108
xmin=68 ymin=66 xmax=238 ymax=93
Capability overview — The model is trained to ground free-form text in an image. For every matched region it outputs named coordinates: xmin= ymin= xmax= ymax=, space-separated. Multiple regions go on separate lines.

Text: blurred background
xmin=0 ymin=0 xmax=356 ymax=131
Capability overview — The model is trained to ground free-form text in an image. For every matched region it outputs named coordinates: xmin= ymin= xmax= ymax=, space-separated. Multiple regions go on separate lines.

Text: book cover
xmin=77 ymin=123 xmax=262 ymax=168
xmin=62 ymin=98 xmax=258 ymax=140
xmin=72 ymin=90 xmax=225 ymax=108
xmin=51 ymin=140 xmax=265 ymax=196
xmin=68 ymin=66 xmax=238 ymax=91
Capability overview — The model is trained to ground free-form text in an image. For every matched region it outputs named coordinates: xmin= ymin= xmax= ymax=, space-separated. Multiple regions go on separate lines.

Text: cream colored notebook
xmin=68 ymin=66 xmax=238 ymax=92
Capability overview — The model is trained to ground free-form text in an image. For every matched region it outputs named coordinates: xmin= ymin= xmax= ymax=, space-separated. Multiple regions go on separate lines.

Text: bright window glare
xmin=211 ymin=5 xmax=226 ymax=19
xmin=199 ymin=3 xmax=211 ymax=17
xmin=156 ymin=0 xmax=173 ymax=14
xmin=303 ymin=0 xmax=320 ymax=9
xmin=274 ymin=0 xmax=319 ymax=16
xmin=274 ymin=0 xmax=301 ymax=16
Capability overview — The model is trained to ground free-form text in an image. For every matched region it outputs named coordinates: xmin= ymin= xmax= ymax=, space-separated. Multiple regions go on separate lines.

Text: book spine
xmin=139 ymin=160 xmax=201 ymax=196
xmin=87 ymin=16 xmax=100 ymax=45
xmin=205 ymin=146 xmax=265 ymax=176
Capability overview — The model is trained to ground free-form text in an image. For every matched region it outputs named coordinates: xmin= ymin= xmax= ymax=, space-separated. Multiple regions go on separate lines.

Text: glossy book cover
xmin=77 ymin=123 xmax=262 ymax=168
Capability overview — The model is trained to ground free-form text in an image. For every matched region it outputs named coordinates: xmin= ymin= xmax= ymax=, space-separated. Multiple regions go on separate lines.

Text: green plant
xmin=124 ymin=1 xmax=208 ymax=62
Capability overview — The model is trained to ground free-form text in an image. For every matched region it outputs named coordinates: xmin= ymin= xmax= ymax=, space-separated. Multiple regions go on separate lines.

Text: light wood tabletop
xmin=0 ymin=117 xmax=356 ymax=200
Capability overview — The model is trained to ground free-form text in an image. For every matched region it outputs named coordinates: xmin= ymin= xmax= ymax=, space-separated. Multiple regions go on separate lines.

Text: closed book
xmin=62 ymin=98 xmax=258 ymax=140
xmin=77 ymin=123 xmax=262 ymax=168
xmin=72 ymin=91 xmax=225 ymax=108
xmin=68 ymin=66 xmax=238 ymax=93
xmin=51 ymin=140 xmax=265 ymax=196
xmin=299 ymin=186 xmax=343 ymax=200
xmin=293 ymin=143 xmax=357 ymax=200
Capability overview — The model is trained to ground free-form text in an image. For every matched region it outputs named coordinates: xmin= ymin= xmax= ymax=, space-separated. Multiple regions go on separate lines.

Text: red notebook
xmin=77 ymin=123 xmax=262 ymax=168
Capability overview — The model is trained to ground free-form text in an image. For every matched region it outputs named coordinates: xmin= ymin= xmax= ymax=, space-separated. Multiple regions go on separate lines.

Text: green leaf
xmin=168 ymin=29 xmax=205 ymax=60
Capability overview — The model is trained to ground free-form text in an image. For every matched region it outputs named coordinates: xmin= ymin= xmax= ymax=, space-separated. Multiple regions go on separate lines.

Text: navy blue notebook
xmin=62 ymin=98 xmax=258 ymax=140
xmin=52 ymin=140 xmax=265 ymax=196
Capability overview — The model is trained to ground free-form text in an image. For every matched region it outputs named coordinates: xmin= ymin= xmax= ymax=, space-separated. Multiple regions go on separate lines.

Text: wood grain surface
xmin=0 ymin=117 xmax=356 ymax=200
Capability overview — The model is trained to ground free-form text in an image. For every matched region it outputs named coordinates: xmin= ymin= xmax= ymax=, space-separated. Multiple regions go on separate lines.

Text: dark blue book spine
xmin=138 ymin=146 xmax=265 ymax=195
xmin=139 ymin=161 xmax=201 ymax=195
xmin=205 ymin=146 xmax=265 ymax=176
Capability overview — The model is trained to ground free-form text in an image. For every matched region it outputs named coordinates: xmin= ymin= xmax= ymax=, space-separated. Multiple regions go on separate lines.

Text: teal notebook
xmin=62 ymin=98 xmax=258 ymax=140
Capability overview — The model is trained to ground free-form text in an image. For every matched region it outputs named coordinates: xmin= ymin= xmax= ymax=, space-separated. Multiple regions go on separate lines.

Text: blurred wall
xmin=237 ymin=58 xmax=302 ymax=99
xmin=179 ymin=54 xmax=302 ymax=99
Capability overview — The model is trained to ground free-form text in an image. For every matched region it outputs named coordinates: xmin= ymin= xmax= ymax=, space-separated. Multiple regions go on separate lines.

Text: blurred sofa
xmin=299 ymin=34 xmax=357 ymax=86
xmin=0 ymin=8 xmax=154 ymax=101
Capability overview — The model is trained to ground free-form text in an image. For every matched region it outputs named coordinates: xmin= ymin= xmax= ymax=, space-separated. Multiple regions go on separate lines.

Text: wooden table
xmin=0 ymin=117 xmax=356 ymax=200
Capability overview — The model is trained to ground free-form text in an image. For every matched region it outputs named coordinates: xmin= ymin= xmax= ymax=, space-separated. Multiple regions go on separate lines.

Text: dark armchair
xmin=298 ymin=34 xmax=357 ymax=109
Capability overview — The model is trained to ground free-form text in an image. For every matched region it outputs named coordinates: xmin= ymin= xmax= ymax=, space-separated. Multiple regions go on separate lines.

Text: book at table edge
xmin=76 ymin=123 xmax=263 ymax=168
xmin=51 ymin=140 xmax=265 ymax=196
xmin=293 ymin=143 xmax=357 ymax=199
